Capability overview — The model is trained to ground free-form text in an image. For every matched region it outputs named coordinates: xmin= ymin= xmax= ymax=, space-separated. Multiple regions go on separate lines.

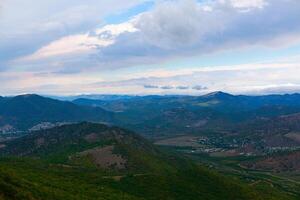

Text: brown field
xmin=285 ymin=132 xmax=300 ymax=144
xmin=245 ymin=151 xmax=300 ymax=172
xmin=210 ymin=149 xmax=240 ymax=157
xmin=77 ymin=145 xmax=127 ymax=169
xmin=154 ymin=136 xmax=202 ymax=147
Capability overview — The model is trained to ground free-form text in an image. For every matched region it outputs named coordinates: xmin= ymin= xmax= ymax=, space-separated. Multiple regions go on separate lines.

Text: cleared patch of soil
xmin=210 ymin=149 xmax=240 ymax=157
xmin=84 ymin=133 xmax=102 ymax=143
xmin=35 ymin=138 xmax=45 ymax=148
xmin=244 ymin=151 xmax=300 ymax=172
xmin=285 ymin=132 xmax=300 ymax=144
xmin=155 ymin=136 xmax=201 ymax=147
xmin=192 ymin=120 xmax=208 ymax=128
xmin=78 ymin=145 xmax=127 ymax=169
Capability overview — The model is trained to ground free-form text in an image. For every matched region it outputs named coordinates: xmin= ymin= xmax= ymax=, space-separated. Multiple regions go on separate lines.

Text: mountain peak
xmin=15 ymin=94 xmax=44 ymax=99
xmin=10 ymin=94 xmax=47 ymax=102
xmin=202 ymin=91 xmax=233 ymax=98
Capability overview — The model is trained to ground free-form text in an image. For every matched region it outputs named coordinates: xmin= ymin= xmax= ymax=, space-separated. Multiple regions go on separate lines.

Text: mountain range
xmin=1 ymin=92 xmax=300 ymax=199
xmin=2 ymin=92 xmax=300 ymax=137
xmin=73 ymin=92 xmax=300 ymax=137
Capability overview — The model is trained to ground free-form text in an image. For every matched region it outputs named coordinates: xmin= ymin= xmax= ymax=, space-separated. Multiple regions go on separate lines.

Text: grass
xmin=0 ymin=123 xmax=298 ymax=200
xmin=1 ymin=154 xmax=294 ymax=200
xmin=185 ymin=151 xmax=300 ymax=200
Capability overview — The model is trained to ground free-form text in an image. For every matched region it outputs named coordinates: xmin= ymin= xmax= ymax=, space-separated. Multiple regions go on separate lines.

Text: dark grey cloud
xmin=192 ymin=85 xmax=208 ymax=91
xmin=160 ymin=86 xmax=174 ymax=90
xmin=176 ymin=86 xmax=189 ymax=90
xmin=144 ymin=84 xmax=159 ymax=89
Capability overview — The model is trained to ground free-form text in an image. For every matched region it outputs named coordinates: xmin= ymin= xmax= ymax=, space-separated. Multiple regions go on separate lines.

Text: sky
xmin=1 ymin=0 xmax=300 ymax=96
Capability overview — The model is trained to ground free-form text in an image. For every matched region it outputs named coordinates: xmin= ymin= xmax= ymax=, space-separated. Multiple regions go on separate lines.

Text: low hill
xmin=0 ymin=122 xmax=165 ymax=172
xmin=0 ymin=122 xmax=293 ymax=200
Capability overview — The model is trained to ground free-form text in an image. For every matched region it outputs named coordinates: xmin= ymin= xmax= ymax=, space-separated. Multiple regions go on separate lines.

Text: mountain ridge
xmin=0 ymin=94 xmax=114 ymax=131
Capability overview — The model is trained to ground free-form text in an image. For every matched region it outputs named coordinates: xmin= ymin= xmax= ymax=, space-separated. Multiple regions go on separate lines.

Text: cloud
xmin=20 ymin=22 xmax=137 ymax=61
xmin=248 ymin=84 xmax=300 ymax=95
xmin=192 ymin=85 xmax=208 ymax=91
xmin=144 ymin=85 xmax=192 ymax=90
xmin=0 ymin=0 xmax=146 ymax=69
xmin=2 ymin=0 xmax=300 ymax=95
xmin=144 ymin=85 xmax=159 ymax=89
xmin=16 ymin=0 xmax=300 ymax=73
xmin=2 ymin=58 xmax=300 ymax=95
xmin=81 ymin=59 xmax=300 ymax=95
xmin=176 ymin=86 xmax=189 ymax=90
xmin=230 ymin=0 xmax=267 ymax=10
xmin=129 ymin=0 xmax=300 ymax=54
xmin=160 ymin=86 xmax=174 ymax=90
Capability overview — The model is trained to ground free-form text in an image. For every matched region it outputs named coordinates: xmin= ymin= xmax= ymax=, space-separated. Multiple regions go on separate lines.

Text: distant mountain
xmin=3 ymin=92 xmax=300 ymax=144
xmin=0 ymin=122 xmax=290 ymax=200
xmin=0 ymin=94 xmax=113 ymax=131
xmin=51 ymin=94 xmax=137 ymax=101
xmin=201 ymin=91 xmax=235 ymax=99
xmin=72 ymin=92 xmax=300 ymax=137
xmin=73 ymin=98 xmax=106 ymax=107
xmin=72 ymin=92 xmax=300 ymax=114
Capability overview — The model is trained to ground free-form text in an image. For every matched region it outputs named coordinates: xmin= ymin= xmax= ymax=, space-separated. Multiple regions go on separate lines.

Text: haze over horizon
xmin=1 ymin=0 xmax=300 ymax=96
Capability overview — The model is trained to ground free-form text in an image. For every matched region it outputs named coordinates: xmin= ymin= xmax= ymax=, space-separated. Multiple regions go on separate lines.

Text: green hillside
xmin=0 ymin=123 xmax=295 ymax=200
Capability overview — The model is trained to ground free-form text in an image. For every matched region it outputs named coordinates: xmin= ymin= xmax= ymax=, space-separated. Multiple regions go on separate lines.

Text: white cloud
xmin=83 ymin=59 xmax=300 ymax=95
xmin=95 ymin=22 xmax=138 ymax=37
xmin=2 ymin=58 xmax=300 ymax=95
xmin=229 ymin=0 xmax=267 ymax=10
xmin=21 ymin=34 xmax=111 ymax=61
xmin=132 ymin=0 xmax=300 ymax=51
xmin=0 ymin=0 xmax=144 ymax=36
xmin=20 ymin=22 xmax=138 ymax=61
xmin=0 ymin=0 xmax=146 ymax=67
xmin=16 ymin=0 xmax=300 ymax=73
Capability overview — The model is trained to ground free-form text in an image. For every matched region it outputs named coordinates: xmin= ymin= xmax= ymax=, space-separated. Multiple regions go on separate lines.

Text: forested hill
xmin=0 ymin=94 xmax=113 ymax=130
